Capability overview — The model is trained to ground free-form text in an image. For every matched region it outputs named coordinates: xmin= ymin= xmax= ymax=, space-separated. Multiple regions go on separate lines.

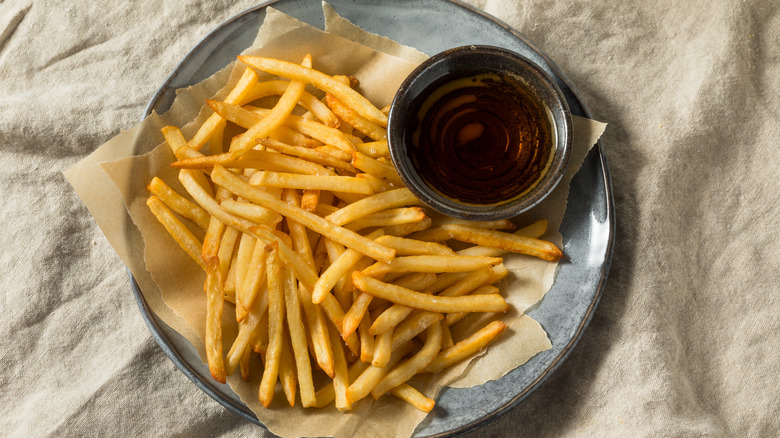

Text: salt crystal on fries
xmin=390 ymin=384 xmax=435 ymax=413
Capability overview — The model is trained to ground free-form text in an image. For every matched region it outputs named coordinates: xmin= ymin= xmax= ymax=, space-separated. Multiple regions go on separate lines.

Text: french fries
xmin=144 ymin=56 xmax=564 ymax=414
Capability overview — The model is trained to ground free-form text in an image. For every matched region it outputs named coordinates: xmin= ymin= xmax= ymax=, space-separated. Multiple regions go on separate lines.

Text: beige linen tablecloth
xmin=2 ymin=1 xmax=778 ymax=436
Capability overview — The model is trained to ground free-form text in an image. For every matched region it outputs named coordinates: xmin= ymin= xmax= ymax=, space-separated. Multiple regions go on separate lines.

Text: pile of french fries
xmin=145 ymin=54 xmax=563 ymax=412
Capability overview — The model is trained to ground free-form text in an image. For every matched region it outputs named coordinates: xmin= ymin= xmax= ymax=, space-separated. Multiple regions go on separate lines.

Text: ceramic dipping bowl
xmin=388 ymin=45 xmax=572 ymax=220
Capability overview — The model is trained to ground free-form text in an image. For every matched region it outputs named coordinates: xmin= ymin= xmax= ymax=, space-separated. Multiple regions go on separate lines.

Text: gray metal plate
xmin=132 ymin=1 xmax=614 ymax=436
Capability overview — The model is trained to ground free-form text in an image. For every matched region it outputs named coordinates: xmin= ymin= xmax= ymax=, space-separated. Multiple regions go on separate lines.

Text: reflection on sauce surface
xmin=408 ymin=74 xmax=554 ymax=205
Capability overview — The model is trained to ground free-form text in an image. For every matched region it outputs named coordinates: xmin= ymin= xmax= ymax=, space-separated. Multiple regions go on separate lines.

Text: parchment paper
xmin=65 ymin=5 xmax=605 ymax=438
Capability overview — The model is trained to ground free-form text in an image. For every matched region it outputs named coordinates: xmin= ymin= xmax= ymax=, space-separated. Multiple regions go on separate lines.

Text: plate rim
xmin=132 ymin=1 xmax=615 ymax=436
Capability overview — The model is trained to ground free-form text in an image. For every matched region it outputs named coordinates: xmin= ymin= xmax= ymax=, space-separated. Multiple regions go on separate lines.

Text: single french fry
xmin=362 ymin=255 xmax=503 ymax=277
xmin=441 ymin=323 xmax=455 ymax=350
xmin=173 ymin=143 xmax=206 ymax=161
xmin=328 ymin=324 xmax=351 ymax=411
xmin=457 ymin=219 xmax=549 ymax=257
xmin=354 ymin=139 xmax=389 ymax=158
xmin=162 ymin=126 xmax=200 ymax=160
xmin=371 ymin=323 xmax=442 ymax=399
xmin=236 ymin=238 xmax=268 ymax=322
xmin=239 ymin=343 xmax=252 ymax=382
xmin=437 ymin=224 xmax=563 ymax=261
xmin=353 ymin=272 xmax=509 ymax=313
xmin=345 ymin=207 xmax=426 ymax=232
xmin=347 ymin=341 xmax=414 ymax=405
xmin=325 ymin=240 xmax=355 ymax=311
xmin=147 ymin=177 xmax=211 ymax=230
xmin=231 ymin=55 xmax=310 ymax=158
xmin=279 ymin=327 xmax=297 ymax=406
xmin=355 ymin=173 xmax=396 ymax=193
xmin=204 ymin=259 xmax=226 ymax=383
xmin=519 ymin=219 xmax=549 ymax=237
xmin=316 ymin=144 xmax=353 ymax=162
xmin=249 ymin=171 xmax=373 ymax=194
xmin=212 ymin=166 xmax=395 ymax=263
xmin=325 ymin=93 xmax=387 ymax=140
xmin=234 ymin=233 xmax=256 ymax=319
xmin=325 ymin=188 xmax=420 ymax=226
xmin=372 ymin=328 xmax=393 ymax=368
xmin=223 ymin=251 xmax=239 ymax=296
xmin=383 ymin=216 xmax=432 ymax=237
xmin=351 ymin=152 xmax=403 ymax=185
xmin=431 ymin=216 xmax=516 ymax=231
xmin=238 ymin=56 xmax=388 ymax=126
xmin=301 ymin=190 xmax=320 ymax=213
xmin=259 ymin=244 xmax=285 ymax=407
xmin=375 ymin=235 xmax=456 ymax=256
xmin=283 ymin=266 xmax=316 ymax=407
xmin=438 ymin=265 xmax=507 ymax=298
xmin=341 ymin=292 xmax=373 ymax=340
xmin=146 ymin=196 xmax=205 ymax=270
xmin=424 ymin=321 xmax=507 ymax=373
xmin=357 ymin=314 xmax=375 ymax=364
xmin=201 ymin=212 xmax=226 ymax=264
xmin=252 ymin=312 xmax=270 ymax=357
xmin=209 ymin=121 xmax=225 ymax=156
xmin=390 ymin=384 xmax=435 ymax=413
xmin=217 ymin=225 xmax=240 ymax=279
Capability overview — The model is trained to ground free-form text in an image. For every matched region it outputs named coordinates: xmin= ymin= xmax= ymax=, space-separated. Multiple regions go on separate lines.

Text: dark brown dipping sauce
xmin=407 ymin=74 xmax=553 ymax=205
